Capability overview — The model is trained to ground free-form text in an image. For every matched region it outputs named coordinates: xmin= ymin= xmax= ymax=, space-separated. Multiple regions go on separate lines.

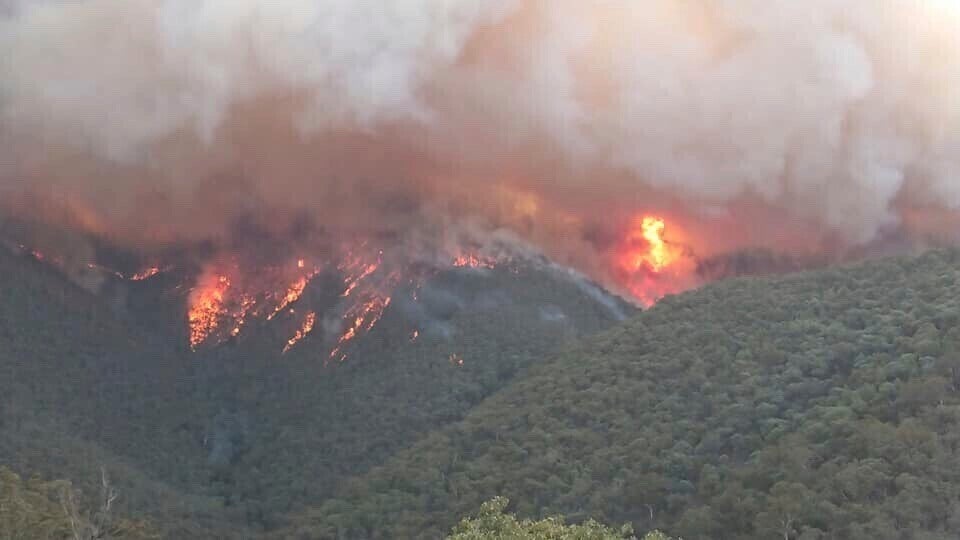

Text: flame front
xmin=329 ymin=296 xmax=392 ymax=362
xmin=14 ymin=210 xmax=696 ymax=358
xmin=188 ymin=274 xmax=230 ymax=349
xmin=267 ymin=275 xmax=310 ymax=320
xmin=283 ymin=311 xmax=316 ymax=353
xmin=185 ymin=257 xmax=322 ymax=350
xmin=322 ymin=247 xmax=412 ymax=362
xmin=340 ymin=252 xmax=380 ymax=297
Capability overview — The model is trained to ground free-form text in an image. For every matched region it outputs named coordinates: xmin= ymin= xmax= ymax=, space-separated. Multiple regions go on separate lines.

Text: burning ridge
xmin=182 ymin=241 xmax=508 ymax=360
xmin=0 ymin=208 xmax=767 ymax=360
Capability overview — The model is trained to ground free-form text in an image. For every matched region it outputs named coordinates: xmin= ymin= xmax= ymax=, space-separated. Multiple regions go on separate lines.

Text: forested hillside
xmin=0 ymin=246 xmax=630 ymax=537
xmin=185 ymin=261 xmax=631 ymax=529
xmin=289 ymin=249 xmax=960 ymax=540
xmin=0 ymin=248 xmax=244 ymax=537
xmin=8 ymin=242 xmax=960 ymax=539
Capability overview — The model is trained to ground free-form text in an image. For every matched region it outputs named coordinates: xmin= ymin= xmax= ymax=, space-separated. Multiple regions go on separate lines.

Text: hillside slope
xmin=289 ymin=249 xmax=960 ymax=540
xmin=0 ymin=249 xmax=240 ymax=537
xmin=183 ymin=262 xmax=633 ymax=529
xmin=0 ymin=245 xmax=632 ymax=536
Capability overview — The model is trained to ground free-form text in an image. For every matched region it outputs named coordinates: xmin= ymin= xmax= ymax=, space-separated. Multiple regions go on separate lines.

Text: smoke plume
xmin=2 ymin=0 xmax=960 ymax=300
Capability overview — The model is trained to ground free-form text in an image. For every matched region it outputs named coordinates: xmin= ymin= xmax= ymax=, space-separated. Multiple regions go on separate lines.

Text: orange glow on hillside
xmin=184 ymin=257 xmax=323 ymax=350
xmin=188 ymin=274 xmax=230 ymax=349
xmin=283 ymin=311 xmax=316 ymax=353
xmin=329 ymin=295 xmax=392 ymax=362
xmin=453 ymin=253 xmax=497 ymax=269
xmin=129 ymin=267 xmax=162 ymax=281
xmin=267 ymin=275 xmax=310 ymax=320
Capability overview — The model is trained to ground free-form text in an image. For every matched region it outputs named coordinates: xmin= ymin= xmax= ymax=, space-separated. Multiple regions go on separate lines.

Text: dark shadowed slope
xmin=288 ymin=249 xmax=960 ymax=540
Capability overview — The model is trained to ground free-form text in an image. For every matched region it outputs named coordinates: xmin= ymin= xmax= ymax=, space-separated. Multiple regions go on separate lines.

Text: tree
xmin=754 ymin=482 xmax=814 ymax=540
xmin=59 ymin=467 xmax=121 ymax=540
xmin=0 ymin=467 xmax=71 ymax=540
xmin=0 ymin=466 xmax=156 ymax=540
xmin=448 ymin=496 xmax=656 ymax=539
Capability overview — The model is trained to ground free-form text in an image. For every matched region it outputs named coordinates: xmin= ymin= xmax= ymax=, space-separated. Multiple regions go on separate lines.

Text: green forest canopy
xmin=288 ymin=249 xmax=960 ymax=539
xmin=7 ymin=246 xmax=960 ymax=538
xmin=448 ymin=497 xmax=667 ymax=540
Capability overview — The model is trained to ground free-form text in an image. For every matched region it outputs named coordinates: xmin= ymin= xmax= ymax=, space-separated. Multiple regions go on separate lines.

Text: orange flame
xmin=341 ymin=262 xmax=379 ymax=297
xmin=283 ymin=311 xmax=316 ymax=353
xmin=188 ymin=274 xmax=230 ymax=349
xmin=617 ymin=214 xmax=687 ymax=306
xmin=329 ymin=295 xmax=392 ymax=361
xmin=624 ymin=216 xmax=676 ymax=272
xmin=230 ymin=293 xmax=257 ymax=337
xmin=267 ymin=276 xmax=309 ymax=320
xmin=175 ymin=240 xmax=506 ymax=357
xmin=453 ymin=254 xmax=496 ymax=269
xmin=185 ymin=256 xmax=321 ymax=349
xmin=130 ymin=267 xmax=161 ymax=281
xmin=323 ymin=247 xmax=404 ymax=362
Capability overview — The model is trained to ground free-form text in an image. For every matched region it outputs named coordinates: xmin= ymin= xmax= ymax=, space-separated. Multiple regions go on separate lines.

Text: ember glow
xmin=267 ymin=276 xmax=310 ymax=321
xmin=85 ymin=261 xmax=168 ymax=282
xmin=283 ymin=311 xmax=316 ymax=353
xmin=329 ymin=295 xmax=393 ymax=362
xmin=339 ymin=253 xmax=381 ymax=298
xmin=229 ymin=294 xmax=258 ymax=338
xmin=452 ymin=254 xmax=497 ymax=269
xmin=129 ymin=267 xmax=162 ymax=281
xmin=86 ymin=262 xmax=125 ymax=280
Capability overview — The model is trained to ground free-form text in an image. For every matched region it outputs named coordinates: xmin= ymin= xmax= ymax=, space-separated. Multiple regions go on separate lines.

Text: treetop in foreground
xmin=449 ymin=497 xmax=671 ymax=540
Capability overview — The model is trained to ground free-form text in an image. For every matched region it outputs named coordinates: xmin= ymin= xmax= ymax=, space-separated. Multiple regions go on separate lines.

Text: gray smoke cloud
xmin=2 ymin=0 xmax=960 ymax=297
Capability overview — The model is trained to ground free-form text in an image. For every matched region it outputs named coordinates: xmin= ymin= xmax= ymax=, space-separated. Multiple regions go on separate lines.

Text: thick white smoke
xmin=2 ymin=0 xmax=960 ymax=287
xmin=0 ymin=0 xmax=519 ymax=155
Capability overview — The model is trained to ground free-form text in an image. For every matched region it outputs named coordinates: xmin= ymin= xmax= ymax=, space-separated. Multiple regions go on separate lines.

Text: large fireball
xmin=615 ymin=215 xmax=691 ymax=306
